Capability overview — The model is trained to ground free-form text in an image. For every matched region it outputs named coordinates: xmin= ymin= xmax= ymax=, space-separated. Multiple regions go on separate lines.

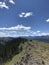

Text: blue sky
xmin=0 ymin=0 xmax=49 ymax=37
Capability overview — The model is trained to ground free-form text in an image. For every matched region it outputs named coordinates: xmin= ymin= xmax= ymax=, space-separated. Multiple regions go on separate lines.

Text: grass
xmin=5 ymin=54 xmax=19 ymax=65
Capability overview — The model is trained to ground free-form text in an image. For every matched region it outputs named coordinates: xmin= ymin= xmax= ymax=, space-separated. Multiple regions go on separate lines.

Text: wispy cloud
xmin=31 ymin=30 xmax=41 ymax=36
xmin=24 ymin=12 xmax=33 ymax=18
xmin=9 ymin=0 xmax=15 ymax=4
xmin=0 ymin=2 xmax=9 ymax=9
xmin=0 ymin=32 xmax=7 ymax=37
xmin=0 ymin=24 xmax=31 ymax=37
xmin=37 ymin=30 xmax=40 ymax=33
xmin=0 ymin=31 xmax=17 ymax=37
xmin=31 ymin=31 xmax=49 ymax=36
xmin=0 ymin=31 xmax=30 ymax=37
xmin=0 ymin=25 xmax=48 ymax=37
xmin=19 ymin=12 xmax=33 ymax=18
xmin=0 ymin=29 xmax=49 ymax=37
xmin=0 ymin=0 xmax=15 ymax=9
xmin=46 ymin=18 xmax=49 ymax=22
xmin=0 ymin=25 xmax=31 ymax=31
xmin=38 ymin=33 xmax=49 ymax=36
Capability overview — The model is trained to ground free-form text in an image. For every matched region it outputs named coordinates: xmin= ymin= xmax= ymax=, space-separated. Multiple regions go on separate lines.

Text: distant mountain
xmin=0 ymin=35 xmax=49 ymax=45
xmin=21 ymin=35 xmax=49 ymax=42
xmin=0 ymin=37 xmax=27 ymax=45
xmin=0 ymin=37 xmax=14 ymax=41
xmin=0 ymin=37 xmax=14 ymax=45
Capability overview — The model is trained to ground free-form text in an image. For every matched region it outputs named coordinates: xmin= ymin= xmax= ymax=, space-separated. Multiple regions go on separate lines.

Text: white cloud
xmin=0 ymin=31 xmax=16 ymax=37
xmin=19 ymin=15 xmax=23 ymax=18
xmin=21 ymin=12 xmax=25 ymax=15
xmin=0 ymin=25 xmax=31 ymax=31
xmin=0 ymin=25 xmax=31 ymax=37
xmin=19 ymin=12 xmax=33 ymax=18
xmin=38 ymin=33 xmax=49 ymax=36
xmin=24 ymin=12 xmax=33 ymax=18
xmin=0 ymin=0 xmax=15 ymax=9
xmin=0 ymin=2 xmax=9 ymax=9
xmin=0 ymin=32 xmax=6 ymax=37
xmin=31 ymin=31 xmax=49 ymax=36
xmin=32 ymin=32 xmax=37 ymax=35
xmin=19 ymin=12 xmax=25 ymax=17
xmin=9 ymin=0 xmax=15 ymax=4
xmin=46 ymin=18 xmax=49 ymax=22
xmin=0 ymin=30 xmax=49 ymax=37
xmin=29 ymin=30 xmax=41 ymax=36
xmin=37 ymin=30 xmax=40 ymax=33
xmin=0 ymin=30 xmax=31 ymax=37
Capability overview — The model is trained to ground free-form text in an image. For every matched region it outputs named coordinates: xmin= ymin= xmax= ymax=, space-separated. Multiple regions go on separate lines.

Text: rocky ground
xmin=12 ymin=41 xmax=49 ymax=65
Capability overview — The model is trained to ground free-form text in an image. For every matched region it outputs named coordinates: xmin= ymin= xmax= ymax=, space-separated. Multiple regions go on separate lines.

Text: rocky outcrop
xmin=12 ymin=41 xmax=49 ymax=65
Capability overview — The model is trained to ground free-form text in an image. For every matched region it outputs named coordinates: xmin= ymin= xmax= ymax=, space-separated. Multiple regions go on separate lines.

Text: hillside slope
xmin=5 ymin=40 xmax=49 ymax=65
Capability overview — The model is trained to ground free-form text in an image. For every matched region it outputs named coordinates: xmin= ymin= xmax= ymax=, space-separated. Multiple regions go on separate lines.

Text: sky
xmin=0 ymin=0 xmax=49 ymax=37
